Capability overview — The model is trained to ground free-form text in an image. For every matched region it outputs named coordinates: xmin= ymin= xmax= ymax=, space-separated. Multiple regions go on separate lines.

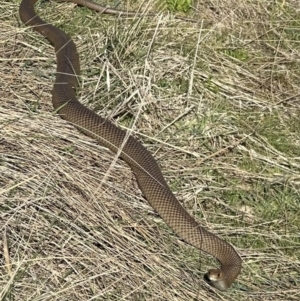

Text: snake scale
xmin=19 ymin=0 xmax=242 ymax=291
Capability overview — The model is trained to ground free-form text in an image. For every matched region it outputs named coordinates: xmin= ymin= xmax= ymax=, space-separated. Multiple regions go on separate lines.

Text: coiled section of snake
xmin=19 ymin=0 xmax=242 ymax=290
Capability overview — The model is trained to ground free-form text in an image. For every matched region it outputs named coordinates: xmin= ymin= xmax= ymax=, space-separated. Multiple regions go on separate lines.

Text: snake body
xmin=19 ymin=0 xmax=242 ymax=290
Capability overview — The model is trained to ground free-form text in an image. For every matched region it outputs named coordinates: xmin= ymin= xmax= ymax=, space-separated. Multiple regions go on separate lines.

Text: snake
xmin=19 ymin=0 xmax=242 ymax=291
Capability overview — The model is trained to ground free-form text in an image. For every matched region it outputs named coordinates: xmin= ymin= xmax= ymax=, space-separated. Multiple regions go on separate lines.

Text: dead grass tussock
xmin=1 ymin=0 xmax=300 ymax=300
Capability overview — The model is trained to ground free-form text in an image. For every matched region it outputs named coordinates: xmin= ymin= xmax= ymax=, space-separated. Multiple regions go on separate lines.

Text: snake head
xmin=204 ymin=269 xmax=231 ymax=291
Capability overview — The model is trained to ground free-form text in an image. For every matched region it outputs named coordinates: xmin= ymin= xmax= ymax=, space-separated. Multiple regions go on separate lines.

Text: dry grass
xmin=1 ymin=0 xmax=300 ymax=300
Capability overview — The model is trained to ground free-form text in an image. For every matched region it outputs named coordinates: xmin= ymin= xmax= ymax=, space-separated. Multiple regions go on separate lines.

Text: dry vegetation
xmin=1 ymin=0 xmax=300 ymax=300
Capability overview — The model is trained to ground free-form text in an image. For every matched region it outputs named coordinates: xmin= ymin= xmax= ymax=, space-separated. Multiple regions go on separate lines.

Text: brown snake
xmin=19 ymin=0 xmax=242 ymax=291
